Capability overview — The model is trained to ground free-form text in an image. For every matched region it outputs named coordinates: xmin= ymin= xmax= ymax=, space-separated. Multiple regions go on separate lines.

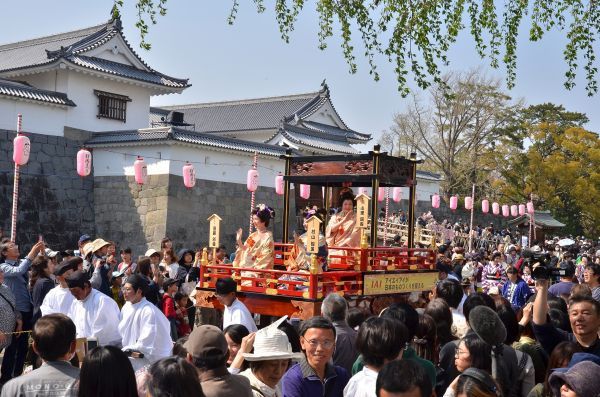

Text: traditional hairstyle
xmin=338 ymin=188 xmax=355 ymax=208
xmin=252 ymin=204 xmax=275 ymax=227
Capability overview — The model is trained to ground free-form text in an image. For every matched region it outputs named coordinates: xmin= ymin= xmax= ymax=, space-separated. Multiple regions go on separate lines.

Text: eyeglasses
xmin=302 ymin=337 xmax=334 ymax=350
xmin=455 ymin=347 xmax=469 ymax=357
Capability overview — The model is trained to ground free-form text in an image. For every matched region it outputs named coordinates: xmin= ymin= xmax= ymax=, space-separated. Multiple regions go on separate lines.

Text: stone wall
xmin=0 ymin=129 xmax=95 ymax=250
xmin=93 ymin=174 xmax=296 ymax=256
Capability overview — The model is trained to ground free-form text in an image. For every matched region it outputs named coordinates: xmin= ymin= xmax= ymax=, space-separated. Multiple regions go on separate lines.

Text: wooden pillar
xmin=281 ymin=149 xmax=293 ymax=243
xmin=407 ymin=152 xmax=418 ymax=248
xmin=370 ymin=145 xmax=381 ymax=248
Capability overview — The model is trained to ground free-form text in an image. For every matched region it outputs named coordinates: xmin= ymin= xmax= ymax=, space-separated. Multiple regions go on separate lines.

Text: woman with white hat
xmin=235 ymin=317 xmax=303 ymax=397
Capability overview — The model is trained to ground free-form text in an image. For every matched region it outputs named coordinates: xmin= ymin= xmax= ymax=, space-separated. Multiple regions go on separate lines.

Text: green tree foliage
xmin=115 ymin=0 xmax=600 ymax=96
xmin=496 ymin=104 xmax=599 ymax=236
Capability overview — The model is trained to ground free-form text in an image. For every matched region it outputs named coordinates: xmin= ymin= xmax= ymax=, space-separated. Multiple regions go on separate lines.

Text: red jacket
xmin=162 ymin=293 xmax=177 ymax=320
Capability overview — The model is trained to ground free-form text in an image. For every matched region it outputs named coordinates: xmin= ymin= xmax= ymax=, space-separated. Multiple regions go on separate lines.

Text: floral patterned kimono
xmin=481 ymin=261 xmax=508 ymax=294
xmin=279 ymin=234 xmax=328 ymax=289
xmin=233 ymin=231 xmax=274 ymax=285
xmin=325 ymin=211 xmax=361 ymax=264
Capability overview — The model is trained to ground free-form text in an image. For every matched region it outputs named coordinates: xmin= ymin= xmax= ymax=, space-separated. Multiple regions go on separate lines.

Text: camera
xmin=522 ymin=248 xmax=557 ymax=280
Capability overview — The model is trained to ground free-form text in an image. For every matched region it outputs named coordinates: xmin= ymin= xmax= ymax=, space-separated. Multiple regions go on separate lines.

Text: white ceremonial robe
xmin=119 ymin=297 xmax=172 ymax=365
xmin=223 ymin=298 xmax=258 ymax=332
xmin=40 ymin=286 xmax=75 ymax=316
xmin=69 ymin=288 xmax=122 ymax=346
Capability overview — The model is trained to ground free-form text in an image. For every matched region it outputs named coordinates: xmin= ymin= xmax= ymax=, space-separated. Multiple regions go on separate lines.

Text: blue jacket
xmin=501 ymin=278 xmax=532 ymax=310
xmin=282 ymin=356 xmax=349 ymax=397
xmin=0 ymin=258 xmax=33 ymax=312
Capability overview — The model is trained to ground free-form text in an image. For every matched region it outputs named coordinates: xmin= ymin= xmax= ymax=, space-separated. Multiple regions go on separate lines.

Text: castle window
xmin=94 ymin=90 xmax=131 ymax=122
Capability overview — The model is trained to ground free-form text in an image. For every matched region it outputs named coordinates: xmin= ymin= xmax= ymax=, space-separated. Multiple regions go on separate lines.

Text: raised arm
xmin=532 ymin=279 xmax=549 ymax=325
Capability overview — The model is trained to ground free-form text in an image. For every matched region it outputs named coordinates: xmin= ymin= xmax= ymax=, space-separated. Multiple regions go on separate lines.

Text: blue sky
xmin=2 ymin=1 xmax=598 ymax=146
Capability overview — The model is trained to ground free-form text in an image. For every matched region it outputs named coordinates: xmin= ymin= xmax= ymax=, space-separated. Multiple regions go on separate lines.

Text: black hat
xmin=162 ymin=278 xmax=178 ymax=290
xmin=559 ymin=261 xmax=576 ymax=277
xmin=65 ymin=271 xmax=90 ymax=289
xmin=53 ymin=258 xmax=77 ymax=277
xmin=215 ymin=277 xmax=237 ymax=295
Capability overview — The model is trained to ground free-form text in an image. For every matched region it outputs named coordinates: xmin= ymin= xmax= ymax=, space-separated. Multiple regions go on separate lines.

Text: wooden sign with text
xmin=207 ymin=214 xmax=222 ymax=248
xmin=355 ymin=193 xmax=370 ymax=229
xmin=305 ymin=215 xmax=322 ymax=254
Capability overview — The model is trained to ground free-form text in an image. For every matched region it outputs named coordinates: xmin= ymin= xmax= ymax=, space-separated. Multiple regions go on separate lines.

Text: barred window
xmin=94 ymin=90 xmax=131 ymax=122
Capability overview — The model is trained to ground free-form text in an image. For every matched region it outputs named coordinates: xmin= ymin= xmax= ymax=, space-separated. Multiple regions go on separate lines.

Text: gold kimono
xmin=233 ymin=231 xmax=274 ymax=285
xmin=325 ymin=211 xmax=361 ymax=264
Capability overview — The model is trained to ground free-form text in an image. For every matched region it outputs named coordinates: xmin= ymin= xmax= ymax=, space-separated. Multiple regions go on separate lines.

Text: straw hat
xmin=242 ymin=316 xmax=304 ymax=362
xmin=90 ymin=238 xmax=110 ymax=254
xmin=81 ymin=242 xmax=94 ymax=258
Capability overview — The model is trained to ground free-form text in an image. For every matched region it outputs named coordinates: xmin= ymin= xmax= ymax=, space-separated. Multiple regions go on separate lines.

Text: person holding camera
xmin=532 ymin=277 xmax=600 ymax=356
xmin=547 ymin=261 xmax=577 ymax=298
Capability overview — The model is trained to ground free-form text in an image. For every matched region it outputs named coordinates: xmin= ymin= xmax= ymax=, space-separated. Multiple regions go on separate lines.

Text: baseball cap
xmin=78 ymin=234 xmax=92 ymax=245
xmin=184 ymin=325 xmax=228 ymax=359
xmin=44 ymin=248 xmax=59 ymax=258
xmin=144 ymin=248 xmax=160 ymax=257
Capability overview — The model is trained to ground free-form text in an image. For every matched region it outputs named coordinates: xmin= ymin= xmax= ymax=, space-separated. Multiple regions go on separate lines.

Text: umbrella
xmin=557 ymin=238 xmax=575 ymax=247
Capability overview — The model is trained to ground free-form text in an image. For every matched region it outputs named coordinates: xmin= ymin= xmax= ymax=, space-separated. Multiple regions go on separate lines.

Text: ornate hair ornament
xmin=255 ymin=204 xmax=275 ymax=219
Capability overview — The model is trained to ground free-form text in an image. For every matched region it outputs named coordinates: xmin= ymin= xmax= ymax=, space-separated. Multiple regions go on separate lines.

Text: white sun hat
xmin=242 ymin=316 xmax=304 ymax=362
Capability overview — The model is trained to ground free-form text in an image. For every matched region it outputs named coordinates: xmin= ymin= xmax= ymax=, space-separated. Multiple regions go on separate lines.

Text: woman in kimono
xmin=234 ymin=204 xmax=275 ymax=285
xmin=280 ymin=208 xmax=328 ymax=289
xmin=326 ymin=189 xmax=361 ymax=264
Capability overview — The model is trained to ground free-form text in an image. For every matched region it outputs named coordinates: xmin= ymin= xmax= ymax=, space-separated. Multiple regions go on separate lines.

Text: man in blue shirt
xmin=0 ymin=240 xmax=45 ymax=383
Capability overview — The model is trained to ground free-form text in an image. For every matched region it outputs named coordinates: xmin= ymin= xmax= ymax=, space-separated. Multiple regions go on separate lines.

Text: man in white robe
xmin=119 ymin=274 xmax=172 ymax=371
xmin=40 ymin=258 xmax=80 ymax=316
xmin=66 ymin=270 xmax=122 ymax=346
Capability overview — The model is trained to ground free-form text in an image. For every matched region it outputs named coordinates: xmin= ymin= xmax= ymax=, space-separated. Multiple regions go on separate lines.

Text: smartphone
xmin=87 ymin=338 xmax=98 ymax=351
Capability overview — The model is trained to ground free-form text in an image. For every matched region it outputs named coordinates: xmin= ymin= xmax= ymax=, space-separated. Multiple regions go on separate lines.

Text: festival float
xmin=194 ymin=145 xmax=438 ymax=319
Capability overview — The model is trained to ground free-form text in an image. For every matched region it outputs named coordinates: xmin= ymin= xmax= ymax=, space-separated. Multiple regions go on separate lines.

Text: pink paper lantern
xmin=527 ymin=201 xmax=535 ymax=214
xmin=465 ymin=196 xmax=473 ymax=210
xmin=133 ymin=156 xmax=147 ymax=185
xmin=247 ymin=169 xmax=259 ymax=192
xmin=13 ymin=135 xmax=30 ymax=165
xmin=502 ymin=205 xmax=509 ymax=217
xmin=518 ymin=204 xmax=526 ymax=216
xmin=492 ymin=202 xmax=500 ymax=215
xmin=449 ymin=196 xmax=458 ymax=210
xmin=299 ymin=184 xmax=310 ymax=199
xmin=392 ymin=187 xmax=402 ymax=203
xmin=481 ymin=199 xmax=489 ymax=213
xmin=76 ymin=148 xmax=92 ymax=177
xmin=377 ymin=187 xmax=385 ymax=202
xmin=275 ymin=174 xmax=284 ymax=195
xmin=510 ymin=205 xmax=518 ymax=217
xmin=431 ymin=194 xmax=440 ymax=208
xmin=183 ymin=162 xmax=196 ymax=188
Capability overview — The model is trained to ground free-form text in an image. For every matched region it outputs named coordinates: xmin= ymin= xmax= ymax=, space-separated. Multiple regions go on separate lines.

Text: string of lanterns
xmin=430 ymin=193 xmax=535 ymax=218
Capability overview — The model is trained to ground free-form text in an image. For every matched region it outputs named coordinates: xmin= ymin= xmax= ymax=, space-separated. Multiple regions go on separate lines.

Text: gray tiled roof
xmin=0 ymin=78 xmax=75 ymax=106
xmin=157 ymin=92 xmax=321 ymax=133
xmin=70 ymin=56 xmax=187 ymax=88
xmin=299 ymin=120 xmax=371 ymax=143
xmin=274 ymin=123 xmax=359 ymax=154
xmin=85 ymin=127 xmax=290 ymax=157
xmin=0 ymin=18 xmax=188 ymax=89
xmin=508 ymin=210 xmax=566 ymax=228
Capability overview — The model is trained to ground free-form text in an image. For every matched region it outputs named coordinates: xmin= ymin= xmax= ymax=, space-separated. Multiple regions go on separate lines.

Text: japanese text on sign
xmin=363 ymin=272 xmax=438 ymax=295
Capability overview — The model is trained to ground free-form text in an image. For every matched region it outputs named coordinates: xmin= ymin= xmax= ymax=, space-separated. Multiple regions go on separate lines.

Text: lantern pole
xmin=10 ymin=114 xmax=23 ymax=242
xmin=383 ymin=187 xmax=390 ymax=246
xmin=248 ymin=151 xmax=258 ymax=235
xmin=468 ymin=183 xmax=475 ymax=252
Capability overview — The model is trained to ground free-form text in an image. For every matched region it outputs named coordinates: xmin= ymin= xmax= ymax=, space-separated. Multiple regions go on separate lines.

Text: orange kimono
xmin=233 ymin=231 xmax=274 ymax=285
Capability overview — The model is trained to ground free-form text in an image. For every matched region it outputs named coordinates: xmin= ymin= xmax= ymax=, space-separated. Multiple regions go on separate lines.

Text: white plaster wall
xmin=0 ymin=97 xmax=67 ymax=136
xmin=305 ymin=100 xmax=344 ymax=127
xmin=92 ymin=144 xmax=284 ymax=187
xmin=92 ymin=145 xmax=171 ymax=177
xmin=64 ymin=71 xmax=151 ymax=132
